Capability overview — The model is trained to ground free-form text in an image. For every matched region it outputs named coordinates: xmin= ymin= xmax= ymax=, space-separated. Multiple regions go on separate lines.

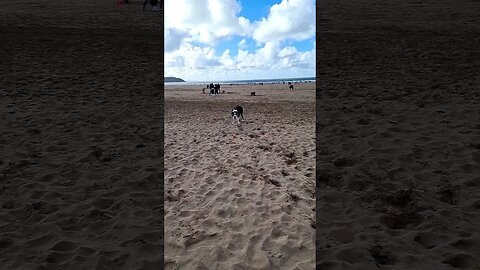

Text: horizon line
xmin=166 ymin=76 xmax=316 ymax=83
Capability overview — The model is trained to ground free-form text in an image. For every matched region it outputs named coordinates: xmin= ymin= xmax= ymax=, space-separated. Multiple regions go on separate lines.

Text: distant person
xmin=151 ymin=0 xmax=159 ymax=11
xmin=209 ymin=83 xmax=214 ymax=95
xmin=143 ymin=0 xmax=159 ymax=11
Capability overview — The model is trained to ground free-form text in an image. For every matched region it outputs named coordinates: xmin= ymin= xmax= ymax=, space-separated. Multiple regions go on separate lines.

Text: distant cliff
xmin=165 ymin=77 xmax=185 ymax=82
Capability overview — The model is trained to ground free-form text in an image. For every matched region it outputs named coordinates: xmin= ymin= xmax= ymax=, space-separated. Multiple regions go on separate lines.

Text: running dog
xmin=231 ymin=105 xmax=244 ymax=124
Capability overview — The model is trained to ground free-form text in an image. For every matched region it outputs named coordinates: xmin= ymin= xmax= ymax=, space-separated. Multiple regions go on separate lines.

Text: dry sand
xmin=1 ymin=1 xmax=163 ymax=269
xmin=164 ymin=83 xmax=316 ymax=269
xmin=317 ymin=0 xmax=480 ymax=269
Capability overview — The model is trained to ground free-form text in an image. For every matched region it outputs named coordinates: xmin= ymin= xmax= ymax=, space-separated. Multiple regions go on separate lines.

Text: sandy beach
xmin=164 ymin=83 xmax=316 ymax=269
xmin=1 ymin=1 xmax=163 ymax=269
xmin=316 ymin=0 xmax=480 ymax=269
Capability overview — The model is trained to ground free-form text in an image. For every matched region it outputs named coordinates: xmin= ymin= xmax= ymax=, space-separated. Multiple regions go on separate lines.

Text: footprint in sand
xmin=235 ymin=197 xmax=247 ymax=207
xmin=205 ymin=190 xmax=215 ymax=197
xmin=229 ymin=188 xmax=240 ymax=194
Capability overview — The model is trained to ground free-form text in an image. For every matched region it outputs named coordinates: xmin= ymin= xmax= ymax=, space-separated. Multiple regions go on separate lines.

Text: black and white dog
xmin=231 ymin=105 xmax=244 ymax=124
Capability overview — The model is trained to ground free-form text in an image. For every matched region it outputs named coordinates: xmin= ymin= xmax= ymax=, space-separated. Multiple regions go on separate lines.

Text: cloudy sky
xmin=165 ymin=0 xmax=315 ymax=81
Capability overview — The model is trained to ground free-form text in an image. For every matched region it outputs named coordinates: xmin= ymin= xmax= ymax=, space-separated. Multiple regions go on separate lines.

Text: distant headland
xmin=165 ymin=77 xmax=185 ymax=82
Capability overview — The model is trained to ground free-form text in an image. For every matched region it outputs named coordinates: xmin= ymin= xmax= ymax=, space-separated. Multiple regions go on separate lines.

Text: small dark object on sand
xmin=288 ymin=193 xmax=300 ymax=202
xmin=251 ymin=92 xmax=256 ymax=96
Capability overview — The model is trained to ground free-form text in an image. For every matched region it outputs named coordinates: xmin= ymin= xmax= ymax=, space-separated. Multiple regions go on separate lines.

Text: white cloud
xmin=238 ymin=38 xmax=248 ymax=49
xmin=220 ymin=49 xmax=236 ymax=69
xmin=164 ymin=0 xmax=316 ymax=81
xmin=165 ymin=0 xmax=252 ymax=45
xmin=165 ymin=41 xmax=315 ymax=81
xmin=165 ymin=43 xmax=221 ymax=74
xmin=252 ymin=0 xmax=315 ymax=43
xmin=164 ymin=28 xmax=189 ymax=52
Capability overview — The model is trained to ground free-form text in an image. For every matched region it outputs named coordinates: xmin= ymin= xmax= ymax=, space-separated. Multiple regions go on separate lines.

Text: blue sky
xmin=213 ymin=35 xmax=316 ymax=57
xmin=238 ymin=0 xmax=276 ymax=20
xmin=164 ymin=0 xmax=315 ymax=81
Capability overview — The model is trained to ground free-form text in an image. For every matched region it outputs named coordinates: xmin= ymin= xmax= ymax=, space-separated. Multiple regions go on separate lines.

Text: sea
xmin=164 ymin=77 xmax=315 ymax=86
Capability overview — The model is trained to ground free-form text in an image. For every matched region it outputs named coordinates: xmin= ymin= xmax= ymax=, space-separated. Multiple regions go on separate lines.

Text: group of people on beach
xmin=203 ymin=83 xmax=222 ymax=96
xmin=143 ymin=0 xmax=163 ymax=11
